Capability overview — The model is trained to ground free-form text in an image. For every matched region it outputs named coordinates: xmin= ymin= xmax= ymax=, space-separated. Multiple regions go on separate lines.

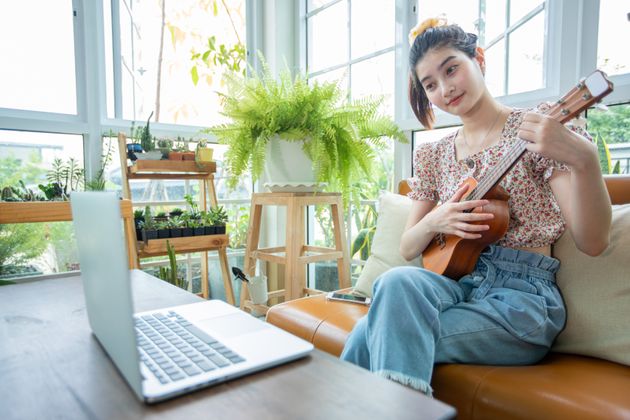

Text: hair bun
xmin=408 ymin=16 xmax=448 ymax=45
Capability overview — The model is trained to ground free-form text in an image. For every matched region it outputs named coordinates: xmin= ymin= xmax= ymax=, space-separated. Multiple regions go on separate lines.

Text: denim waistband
xmin=479 ymin=245 xmax=560 ymax=283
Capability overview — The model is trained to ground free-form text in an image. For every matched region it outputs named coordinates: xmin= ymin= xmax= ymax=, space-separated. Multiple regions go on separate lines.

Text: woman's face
xmin=414 ymin=46 xmax=486 ymax=116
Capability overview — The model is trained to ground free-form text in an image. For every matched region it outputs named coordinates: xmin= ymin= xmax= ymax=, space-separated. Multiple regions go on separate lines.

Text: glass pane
xmin=412 ymin=126 xmax=460 ymax=148
xmin=510 ymin=0 xmax=543 ymax=25
xmin=485 ymin=39 xmax=505 ymax=96
xmin=586 ymin=104 xmax=630 ymax=175
xmin=307 ymin=0 xmax=339 ymax=13
xmin=482 ymin=0 xmax=506 ymax=45
xmin=597 ymin=0 xmax=630 ymax=76
xmin=351 ymin=0 xmax=395 ymax=59
xmin=103 ymin=0 xmax=115 ymax=118
xmin=113 ymin=0 xmax=246 ymax=126
xmin=417 ymin=1 xmax=479 ymax=35
xmin=309 ymin=67 xmax=349 ymax=94
xmin=350 ymin=51 xmax=395 ymax=117
xmin=0 ymin=0 xmax=76 ymax=114
xmin=508 ymin=12 xmax=544 ymax=95
xmin=307 ymin=1 xmax=348 ymax=73
xmin=0 ymin=131 xmax=84 ymax=279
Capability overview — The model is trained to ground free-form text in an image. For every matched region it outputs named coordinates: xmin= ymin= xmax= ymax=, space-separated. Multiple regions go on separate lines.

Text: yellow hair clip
xmin=408 ymin=16 xmax=448 ymax=45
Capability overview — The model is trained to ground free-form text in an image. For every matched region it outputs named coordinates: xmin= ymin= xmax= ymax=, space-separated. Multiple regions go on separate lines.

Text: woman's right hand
xmin=423 ymin=184 xmax=494 ymax=239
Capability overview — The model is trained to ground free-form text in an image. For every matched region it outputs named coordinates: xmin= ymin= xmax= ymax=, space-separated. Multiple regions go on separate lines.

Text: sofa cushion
xmin=552 ymin=204 xmax=630 ymax=366
xmin=353 ymin=192 xmax=422 ymax=297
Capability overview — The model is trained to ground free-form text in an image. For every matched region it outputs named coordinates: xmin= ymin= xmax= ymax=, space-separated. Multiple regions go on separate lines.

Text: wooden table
xmin=0 ymin=272 xmax=455 ymax=420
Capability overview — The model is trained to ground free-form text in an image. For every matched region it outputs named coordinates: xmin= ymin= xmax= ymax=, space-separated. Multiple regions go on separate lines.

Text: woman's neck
xmin=458 ymin=94 xmax=507 ymax=148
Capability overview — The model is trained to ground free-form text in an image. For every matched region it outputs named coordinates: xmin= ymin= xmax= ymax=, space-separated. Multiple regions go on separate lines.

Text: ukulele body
xmin=422 ymin=177 xmax=511 ymax=280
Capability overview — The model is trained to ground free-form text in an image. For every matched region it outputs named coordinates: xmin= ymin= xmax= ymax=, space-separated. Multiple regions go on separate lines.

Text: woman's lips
xmin=448 ymin=94 xmax=464 ymax=106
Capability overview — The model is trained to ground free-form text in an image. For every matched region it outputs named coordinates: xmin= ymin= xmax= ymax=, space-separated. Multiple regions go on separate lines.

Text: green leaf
xmin=191 ymin=66 xmax=199 ymax=86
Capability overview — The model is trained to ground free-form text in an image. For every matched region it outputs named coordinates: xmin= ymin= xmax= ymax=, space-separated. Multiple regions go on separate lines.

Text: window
xmin=0 ymin=0 xmax=254 ymax=288
xmin=305 ymin=0 xmax=396 ymax=287
xmin=586 ymin=104 xmax=630 ymax=175
xmin=416 ymin=0 xmax=546 ymax=97
xmin=0 ymin=131 xmax=84 ymax=278
xmin=0 ymin=1 xmax=77 ymax=114
xmin=597 ymin=1 xmax=630 ymax=76
xmin=105 ymin=0 xmax=246 ymax=126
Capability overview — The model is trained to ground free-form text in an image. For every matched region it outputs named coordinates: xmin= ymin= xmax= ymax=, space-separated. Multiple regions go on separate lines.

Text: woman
xmin=340 ymin=17 xmax=611 ymax=396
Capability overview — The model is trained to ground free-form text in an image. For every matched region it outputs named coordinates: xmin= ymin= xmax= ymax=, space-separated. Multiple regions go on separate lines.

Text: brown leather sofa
xmin=267 ymin=175 xmax=630 ymax=419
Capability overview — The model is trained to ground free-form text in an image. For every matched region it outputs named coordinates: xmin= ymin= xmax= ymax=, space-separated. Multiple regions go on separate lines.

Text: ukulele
xmin=422 ymin=69 xmax=614 ymax=279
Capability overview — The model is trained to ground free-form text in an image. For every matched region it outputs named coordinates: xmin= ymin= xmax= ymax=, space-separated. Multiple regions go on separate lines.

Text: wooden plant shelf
xmin=129 ymin=160 xmax=216 ymax=174
xmin=0 ymin=200 xmax=133 ymax=224
xmin=137 ymin=234 xmax=229 ymax=258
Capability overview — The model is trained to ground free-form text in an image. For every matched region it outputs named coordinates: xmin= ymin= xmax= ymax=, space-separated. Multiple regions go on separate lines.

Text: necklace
xmin=461 ymin=107 xmax=504 ymax=157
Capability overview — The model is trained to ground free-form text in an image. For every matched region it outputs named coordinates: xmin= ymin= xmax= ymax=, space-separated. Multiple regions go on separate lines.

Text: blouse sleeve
xmin=532 ymin=119 xmax=594 ymax=181
xmin=407 ymin=143 xmax=439 ymax=201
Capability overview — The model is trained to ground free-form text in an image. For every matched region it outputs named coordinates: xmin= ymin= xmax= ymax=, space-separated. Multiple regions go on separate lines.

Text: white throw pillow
xmin=552 ymin=204 xmax=630 ymax=366
xmin=353 ymin=192 xmax=422 ymax=297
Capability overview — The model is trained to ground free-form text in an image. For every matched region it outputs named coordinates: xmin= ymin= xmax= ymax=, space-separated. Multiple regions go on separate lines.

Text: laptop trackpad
xmin=197 ymin=313 xmax=271 ymax=338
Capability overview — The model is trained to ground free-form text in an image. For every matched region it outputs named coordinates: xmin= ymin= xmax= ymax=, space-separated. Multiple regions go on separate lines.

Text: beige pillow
xmin=353 ymin=192 xmax=422 ymax=297
xmin=552 ymin=204 xmax=630 ymax=366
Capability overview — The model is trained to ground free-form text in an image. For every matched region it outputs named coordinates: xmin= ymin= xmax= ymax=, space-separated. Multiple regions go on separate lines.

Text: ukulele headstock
xmin=548 ymin=70 xmax=614 ymax=123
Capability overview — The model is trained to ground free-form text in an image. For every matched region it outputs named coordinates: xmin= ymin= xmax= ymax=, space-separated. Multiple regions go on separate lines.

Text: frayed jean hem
xmin=375 ymin=369 xmax=433 ymax=397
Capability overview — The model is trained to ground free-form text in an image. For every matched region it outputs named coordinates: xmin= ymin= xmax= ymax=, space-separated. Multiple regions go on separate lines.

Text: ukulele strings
xmin=466 ymin=89 xmax=585 ymax=202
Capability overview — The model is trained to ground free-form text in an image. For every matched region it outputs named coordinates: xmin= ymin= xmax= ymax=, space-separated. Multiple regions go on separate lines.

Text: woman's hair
xmin=408 ymin=19 xmax=478 ymax=128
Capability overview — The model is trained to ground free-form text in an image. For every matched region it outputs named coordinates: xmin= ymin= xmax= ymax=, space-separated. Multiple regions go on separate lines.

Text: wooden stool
xmin=240 ymin=192 xmax=351 ymax=313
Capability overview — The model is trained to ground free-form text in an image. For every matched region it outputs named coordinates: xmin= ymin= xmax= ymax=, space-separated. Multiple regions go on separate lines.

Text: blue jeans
xmin=340 ymin=246 xmax=566 ymax=395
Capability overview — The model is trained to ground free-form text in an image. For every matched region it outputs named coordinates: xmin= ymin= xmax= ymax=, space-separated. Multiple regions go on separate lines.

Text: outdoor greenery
xmin=587 ymin=105 xmax=630 ymax=144
xmin=0 ymin=223 xmax=48 ymax=275
xmin=208 ymin=56 xmax=407 ymax=205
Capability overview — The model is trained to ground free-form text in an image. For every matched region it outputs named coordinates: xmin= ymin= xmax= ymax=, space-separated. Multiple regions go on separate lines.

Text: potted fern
xmin=208 ymin=58 xmax=407 ymax=205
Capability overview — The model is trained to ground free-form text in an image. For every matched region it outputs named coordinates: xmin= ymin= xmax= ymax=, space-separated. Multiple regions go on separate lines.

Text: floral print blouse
xmin=407 ymin=106 xmax=590 ymax=248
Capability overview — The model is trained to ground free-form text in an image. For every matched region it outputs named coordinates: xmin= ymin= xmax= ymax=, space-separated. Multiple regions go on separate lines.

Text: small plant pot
xmin=157 ymin=228 xmax=170 ymax=239
xmin=170 ymin=227 xmax=183 ymax=238
xmin=135 ymin=227 xmax=143 ymax=241
xmin=196 ymin=147 xmax=214 ymax=162
xmin=193 ymin=227 xmax=205 ymax=236
xmin=182 ymin=152 xmax=196 ymax=161
xmin=169 ymin=210 xmax=183 ymax=218
xmin=154 ymin=216 xmax=168 ymax=223
xmin=204 ymin=225 xmax=217 ymax=235
xmin=168 ymin=151 xmax=184 ymax=161
xmin=182 ymin=227 xmax=193 ymax=237
xmin=127 ymin=143 xmax=143 ymax=153
xmin=142 ymin=229 xmax=158 ymax=242
xmin=214 ymin=225 xmax=226 ymax=235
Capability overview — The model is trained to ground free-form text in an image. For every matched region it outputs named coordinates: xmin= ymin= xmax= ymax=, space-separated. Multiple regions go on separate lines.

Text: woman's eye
xmin=446 ymin=65 xmax=458 ymax=75
xmin=424 ymin=83 xmax=435 ymax=91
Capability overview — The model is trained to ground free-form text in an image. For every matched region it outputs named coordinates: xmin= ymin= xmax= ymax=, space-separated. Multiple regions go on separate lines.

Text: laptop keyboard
xmin=134 ymin=311 xmax=245 ymax=384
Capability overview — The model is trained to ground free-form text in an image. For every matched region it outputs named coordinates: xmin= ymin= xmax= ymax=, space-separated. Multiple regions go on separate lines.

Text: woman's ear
xmin=474 ymin=47 xmax=486 ymax=75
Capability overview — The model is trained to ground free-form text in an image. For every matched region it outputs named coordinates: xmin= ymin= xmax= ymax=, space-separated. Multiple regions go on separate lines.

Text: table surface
xmin=0 ymin=271 xmax=455 ymax=420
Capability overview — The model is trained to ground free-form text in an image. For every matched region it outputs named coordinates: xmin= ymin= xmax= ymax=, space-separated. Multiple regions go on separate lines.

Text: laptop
xmin=70 ymin=192 xmax=313 ymax=403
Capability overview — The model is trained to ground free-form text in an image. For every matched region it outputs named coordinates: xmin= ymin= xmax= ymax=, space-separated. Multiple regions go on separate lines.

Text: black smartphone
xmin=326 ymin=291 xmax=371 ymax=305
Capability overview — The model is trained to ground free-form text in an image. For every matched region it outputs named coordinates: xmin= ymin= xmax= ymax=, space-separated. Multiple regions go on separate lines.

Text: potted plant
xmin=168 ymin=216 xmax=184 ymax=238
xmin=187 ymin=218 xmax=203 ymax=236
xmin=133 ymin=208 xmax=144 ymax=240
xmin=181 ymin=214 xmax=194 ymax=238
xmin=135 ymin=112 xmax=162 ymax=160
xmin=141 ymin=207 xmax=157 ymax=241
xmin=196 ymin=139 xmax=214 ymax=162
xmin=154 ymin=211 xmax=168 ymax=222
xmin=156 ymin=220 xmax=171 ymax=239
xmin=157 ymin=240 xmax=189 ymax=290
xmin=157 ymin=138 xmax=173 ymax=159
xmin=210 ymin=206 xmax=228 ymax=235
xmin=208 ymin=56 xmax=407 ymax=205
xmin=202 ymin=210 xmax=216 ymax=235
xmin=169 ymin=207 xmax=184 ymax=217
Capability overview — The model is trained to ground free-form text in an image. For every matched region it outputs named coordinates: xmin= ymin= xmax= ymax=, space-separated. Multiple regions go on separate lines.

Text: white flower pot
xmin=264 ymin=136 xmax=323 ymax=192
xmin=135 ymin=150 xmax=163 ymax=160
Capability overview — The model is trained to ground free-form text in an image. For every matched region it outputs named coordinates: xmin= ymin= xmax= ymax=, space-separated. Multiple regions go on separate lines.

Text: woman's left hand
xmin=518 ymin=112 xmax=597 ymax=171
